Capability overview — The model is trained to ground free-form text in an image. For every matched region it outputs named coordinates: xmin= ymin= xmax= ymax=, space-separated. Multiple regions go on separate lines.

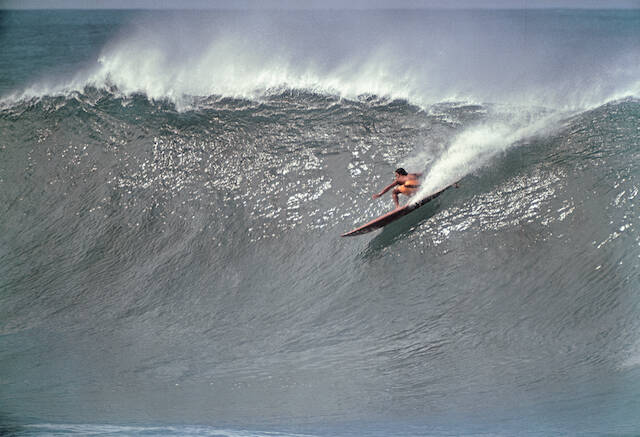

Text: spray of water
xmin=4 ymin=9 xmax=640 ymax=111
xmin=412 ymin=112 xmax=563 ymax=201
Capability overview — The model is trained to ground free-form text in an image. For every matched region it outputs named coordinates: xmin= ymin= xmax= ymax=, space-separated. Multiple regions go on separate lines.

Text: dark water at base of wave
xmin=1 ymin=89 xmax=639 ymax=435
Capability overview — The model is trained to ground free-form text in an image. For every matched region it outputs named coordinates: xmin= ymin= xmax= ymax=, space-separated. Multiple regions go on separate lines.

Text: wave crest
xmin=4 ymin=10 xmax=640 ymax=111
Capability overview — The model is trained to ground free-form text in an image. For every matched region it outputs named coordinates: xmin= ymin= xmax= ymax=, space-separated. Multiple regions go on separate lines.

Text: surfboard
xmin=341 ymin=183 xmax=457 ymax=237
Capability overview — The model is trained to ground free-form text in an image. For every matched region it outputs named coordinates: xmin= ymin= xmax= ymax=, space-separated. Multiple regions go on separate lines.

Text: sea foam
xmin=4 ymin=10 xmax=640 ymax=111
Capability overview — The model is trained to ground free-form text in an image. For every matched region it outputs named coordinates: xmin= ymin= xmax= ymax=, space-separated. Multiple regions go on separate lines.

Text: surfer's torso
xmin=396 ymin=174 xmax=420 ymax=195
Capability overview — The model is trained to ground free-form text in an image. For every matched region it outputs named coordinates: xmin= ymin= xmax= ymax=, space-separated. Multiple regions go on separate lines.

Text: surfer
xmin=372 ymin=168 xmax=422 ymax=208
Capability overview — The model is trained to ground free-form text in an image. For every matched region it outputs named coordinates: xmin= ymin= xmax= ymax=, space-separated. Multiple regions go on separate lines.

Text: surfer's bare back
xmin=372 ymin=168 xmax=422 ymax=208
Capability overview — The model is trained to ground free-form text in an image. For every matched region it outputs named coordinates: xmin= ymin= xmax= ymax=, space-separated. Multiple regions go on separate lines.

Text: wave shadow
xmin=360 ymin=198 xmax=445 ymax=258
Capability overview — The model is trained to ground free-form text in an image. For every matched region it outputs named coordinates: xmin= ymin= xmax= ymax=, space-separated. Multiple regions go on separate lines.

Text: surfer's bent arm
xmin=372 ymin=181 xmax=398 ymax=199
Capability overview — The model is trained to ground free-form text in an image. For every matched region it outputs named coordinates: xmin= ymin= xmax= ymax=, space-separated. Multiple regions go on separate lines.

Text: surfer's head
xmin=395 ymin=168 xmax=408 ymax=176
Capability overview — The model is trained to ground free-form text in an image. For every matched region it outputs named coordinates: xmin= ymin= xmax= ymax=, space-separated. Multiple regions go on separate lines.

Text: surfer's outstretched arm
xmin=372 ymin=181 xmax=398 ymax=199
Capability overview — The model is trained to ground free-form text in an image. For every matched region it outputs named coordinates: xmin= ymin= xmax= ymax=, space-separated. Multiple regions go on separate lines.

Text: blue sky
xmin=2 ymin=0 xmax=640 ymax=9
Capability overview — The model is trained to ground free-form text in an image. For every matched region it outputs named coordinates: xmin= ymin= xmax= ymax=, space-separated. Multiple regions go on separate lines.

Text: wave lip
xmin=0 ymin=55 xmax=426 ymax=112
xmin=81 ymin=43 xmax=428 ymax=110
xmin=5 ymin=9 xmax=640 ymax=111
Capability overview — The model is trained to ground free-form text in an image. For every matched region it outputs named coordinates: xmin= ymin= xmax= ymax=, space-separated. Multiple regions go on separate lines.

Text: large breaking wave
xmin=1 ymin=8 xmax=640 ymax=436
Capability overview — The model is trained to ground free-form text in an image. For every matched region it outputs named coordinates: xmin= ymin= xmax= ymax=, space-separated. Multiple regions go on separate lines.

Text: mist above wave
xmin=4 ymin=10 xmax=639 ymax=110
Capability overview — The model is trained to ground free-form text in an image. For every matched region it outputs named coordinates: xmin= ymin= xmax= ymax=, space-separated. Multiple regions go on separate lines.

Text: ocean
xmin=0 ymin=7 xmax=639 ymax=437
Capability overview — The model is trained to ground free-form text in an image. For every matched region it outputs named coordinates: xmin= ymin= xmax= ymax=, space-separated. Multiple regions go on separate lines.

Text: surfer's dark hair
xmin=395 ymin=168 xmax=408 ymax=176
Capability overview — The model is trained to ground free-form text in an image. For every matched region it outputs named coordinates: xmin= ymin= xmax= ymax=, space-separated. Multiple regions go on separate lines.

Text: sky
xmin=2 ymin=0 xmax=640 ymax=9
